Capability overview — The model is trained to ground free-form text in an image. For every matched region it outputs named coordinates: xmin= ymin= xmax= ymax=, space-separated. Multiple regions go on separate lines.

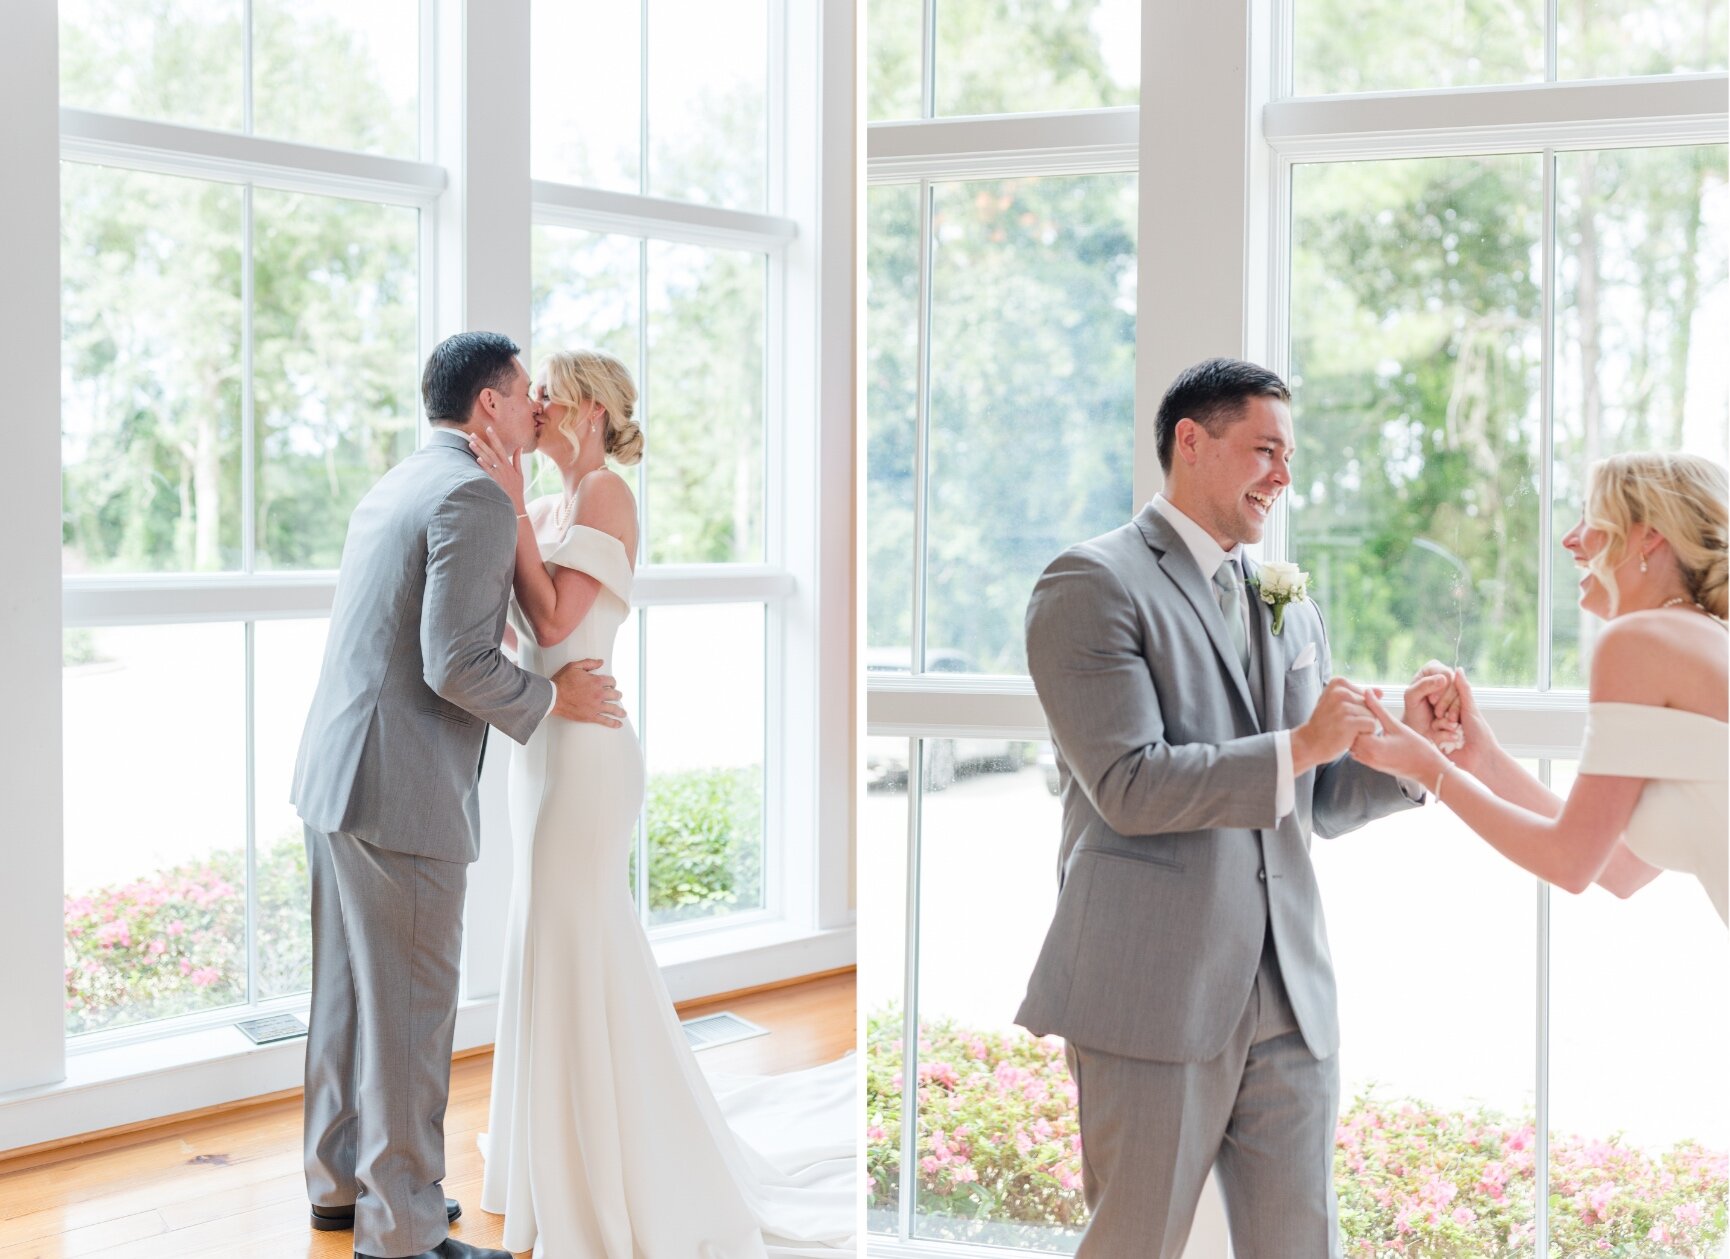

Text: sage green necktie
xmin=1214 ymin=559 xmax=1250 ymax=674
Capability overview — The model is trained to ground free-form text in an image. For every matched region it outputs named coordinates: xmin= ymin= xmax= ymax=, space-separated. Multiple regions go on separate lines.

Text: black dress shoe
xmin=354 ymin=1241 xmax=508 ymax=1259
xmin=311 ymin=1196 xmax=462 ymax=1231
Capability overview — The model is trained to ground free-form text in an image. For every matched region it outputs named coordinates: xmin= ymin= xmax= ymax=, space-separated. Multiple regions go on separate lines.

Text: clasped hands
xmin=1294 ymin=663 xmax=1486 ymax=789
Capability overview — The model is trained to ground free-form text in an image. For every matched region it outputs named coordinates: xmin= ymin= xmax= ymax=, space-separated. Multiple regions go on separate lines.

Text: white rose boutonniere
xmin=1251 ymin=560 xmax=1310 ymax=635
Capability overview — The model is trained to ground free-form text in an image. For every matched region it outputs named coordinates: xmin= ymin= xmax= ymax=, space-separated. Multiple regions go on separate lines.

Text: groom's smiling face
xmin=1175 ymin=395 xmax=1294 ymax=549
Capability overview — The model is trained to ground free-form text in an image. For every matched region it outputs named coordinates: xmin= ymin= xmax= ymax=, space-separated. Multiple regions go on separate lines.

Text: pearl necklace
xmin=552 ymin=493 xmax=578 ymax=531
xmin=1661 ymin=594 xmax=1727 ymax=626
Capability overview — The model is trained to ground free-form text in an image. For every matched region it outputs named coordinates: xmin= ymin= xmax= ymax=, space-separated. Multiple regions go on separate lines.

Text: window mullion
xmin=920 ymin=0 xmax=935 ymax=120
xmin=897 ymin=737 xmax=925 ymax=1245
xmin=242 ymin=182 xmax=256 ymax=573
xmin=244 ymin=622 xmax=259 ymax=1010
xmin=1539 ymin=149 xmax=1557 ymax=693
xmin=910 ymin=182 xmax=934 ymax=676
xmin=1535 ymin=762 xmax=1554 ymax=1256
xmin=1545 ymin=0 xmax=1560 ymax=83
xmin=242 ymin=0 xmax=254 ymax=135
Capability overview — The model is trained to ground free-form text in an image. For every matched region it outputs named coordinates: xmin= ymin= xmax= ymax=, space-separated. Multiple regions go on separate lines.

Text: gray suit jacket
xmin=291 ymin=428 xmax=555 ymax=863
xmin=1016 ymin=503 xmax=1418 ymax=1063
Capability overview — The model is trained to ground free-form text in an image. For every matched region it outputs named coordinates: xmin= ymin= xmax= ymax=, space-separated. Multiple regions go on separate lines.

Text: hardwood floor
xmin=0 ymin=970 xmax=855 ymax=1258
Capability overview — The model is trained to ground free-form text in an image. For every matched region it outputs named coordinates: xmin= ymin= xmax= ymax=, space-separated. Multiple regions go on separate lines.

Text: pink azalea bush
xmin=64 ymin=834 xmax=312 ymax=1035
xmin=867 ymin=1009 xmax=1729 ymax=1257
xmin=867 ymin=1010 xmax=1087 ymax=1247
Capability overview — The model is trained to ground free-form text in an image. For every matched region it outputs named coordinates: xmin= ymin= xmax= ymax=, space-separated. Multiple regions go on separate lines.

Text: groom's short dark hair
xmin=422 ymin=331 xmax=522 ymax=424
xmin=1156 ymin=358 xmax=1291 ymax=472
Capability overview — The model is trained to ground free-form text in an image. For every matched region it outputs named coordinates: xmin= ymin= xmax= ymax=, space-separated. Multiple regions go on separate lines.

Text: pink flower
xmin=866 ymin=1126 xmax=885 ymax=1142
xmin=1586 ymin=1182 xmax=1615 ymax=1216
xmin=1676 ymin=1201 xmax=1704 ymax=1226
xmin=189 ymin=966 xmax=220 ymax=987
xmin=1452 ymin=1207 xmax=1475 ymax=1226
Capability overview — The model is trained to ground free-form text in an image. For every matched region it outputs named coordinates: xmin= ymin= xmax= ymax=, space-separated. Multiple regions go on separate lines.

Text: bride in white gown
xmin=464 ymin=350 xmax=855 ymax=1257
xmin=1352 ymin=451 xmax=1728 ymax=926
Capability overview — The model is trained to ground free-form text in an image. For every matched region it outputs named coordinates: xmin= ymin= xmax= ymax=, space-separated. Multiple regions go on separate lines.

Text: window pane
xmin=1552 ymin=146 xmax=1730 ymax=688
xmin=907 ymin=740 xmax=1084 ymax=1251
xmin=531 ymin=0 xmax=641 ymax=190
xmin=254 ymin=192 xmax=420 ymax=571
xmin=59 ymin=0 xmax=243 ymax=131
xmin=1313 ymin=776 xmax=1541 ymax=1254
xmin=933 ymin=0 xmax=1139 ymax=116
xmin=1547 ymin=762 xmax=1730 ymax=1255
xmin=922 ymin=174 xmax=1137 ymax=676
xmin=253 ymin=619 xmax=328 ymax=1002
xmin=647 ymin=0 xmax=767 ymax=209
xmin=252 ymin=0 xmax=419 ymax=157
xmin=645 ymin=242 xmax=766 ymax=564
xmin=1292 ymin=0 xmax=1542 ymax=96
xmin=642 ymin=604 xmax=764 ymax=926
xmin=64 ymin=625 xmax=247 ymax=1036
xmin=1289 ymin=155 xmax=1543 ymax=688
xmin=1559 ymin=0 xmax=1729 ymax=79
xmin=867 ymin=184 xmax=921 ymax=675
xmin=62 ymin=165 xmax=243 ymax=576
xmin=868 ymin=0 xmax=923 ymax=121
xmin=862 ymin=736 xmax=912 ymax=1236
xmin=531 ymin=226 xmax=644 ymax=504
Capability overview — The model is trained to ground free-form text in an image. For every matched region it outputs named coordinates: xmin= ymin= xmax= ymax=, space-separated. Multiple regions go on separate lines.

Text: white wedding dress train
xmin=479 ymin=521 xmax=855 ymax=1257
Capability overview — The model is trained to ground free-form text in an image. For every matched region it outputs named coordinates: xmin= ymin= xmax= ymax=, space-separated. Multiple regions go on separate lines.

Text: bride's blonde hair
xmin=538 ymin=349 xmax=644 ymax=466
xmin=1583 ymin=451 xmax=1728 ymax=619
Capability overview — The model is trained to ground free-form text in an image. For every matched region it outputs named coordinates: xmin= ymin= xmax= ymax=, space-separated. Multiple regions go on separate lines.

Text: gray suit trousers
xmin=303 ymin=826 xmax=467 ymax=1258
xmin=1067 ymin=937 xmax=1342 ymax=1259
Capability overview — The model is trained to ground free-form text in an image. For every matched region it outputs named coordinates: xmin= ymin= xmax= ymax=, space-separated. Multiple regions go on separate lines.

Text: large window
xmin=866 ymin=0 xmax=1729 ymax=1255
xmin=25 ymin=0 xmax=850 ymax=1101
xmin=865 ymin=2 xmax=1138 ymax=1250
xmin=58 ymin=3 xmax=426 ymax=1043
xmin=530 ymin=0 xmax=789 ymax=930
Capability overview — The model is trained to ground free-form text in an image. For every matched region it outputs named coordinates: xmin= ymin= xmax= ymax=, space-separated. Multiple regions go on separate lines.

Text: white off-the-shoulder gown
xmin=1578 ymin=701 xmax=1728 ymax=926
xmin=478 ymin=519 xmax=855 ymax=1258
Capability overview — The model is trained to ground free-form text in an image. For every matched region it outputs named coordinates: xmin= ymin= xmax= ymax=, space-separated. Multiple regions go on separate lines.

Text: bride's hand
xmin=1350 ymin=689 xmax=1450 ymax=786
xmin=467 ymin=425 xmax=528 ymax=513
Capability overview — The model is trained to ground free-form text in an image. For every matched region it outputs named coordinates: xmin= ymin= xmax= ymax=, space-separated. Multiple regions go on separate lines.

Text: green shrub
xmin=866 ymin=1009 xmax=1730 ymax=1257
xmin=645 ymin=766 xmax=763 ymax=923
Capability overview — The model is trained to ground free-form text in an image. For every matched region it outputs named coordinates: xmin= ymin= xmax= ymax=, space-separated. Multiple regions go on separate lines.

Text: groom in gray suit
xmin=1020 ymin=358 xmax=1437 ymax=1258
xmin=291 ymin=332 xmax=623 ymax=1259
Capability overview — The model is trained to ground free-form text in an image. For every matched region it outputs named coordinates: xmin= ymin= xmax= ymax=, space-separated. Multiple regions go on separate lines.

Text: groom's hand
xmin=1290 ymin=678 xmax=1380 ymax=776
xmin=551 ymin=659 xmax=626 ymax=728
xmin=1400 ymin=668 xmax=1460 ymax=750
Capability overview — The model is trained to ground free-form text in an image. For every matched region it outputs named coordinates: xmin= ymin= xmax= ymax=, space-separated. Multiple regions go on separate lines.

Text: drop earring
xmin=1640 ymin=554 xmax=1649 ymax=573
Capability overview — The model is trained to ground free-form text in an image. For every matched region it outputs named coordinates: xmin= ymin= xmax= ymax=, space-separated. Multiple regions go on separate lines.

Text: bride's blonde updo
xmin=1583 ymin=451 xmax=1728 ymax=619
xmin=539 ymin=348 xmax=644 ymax=466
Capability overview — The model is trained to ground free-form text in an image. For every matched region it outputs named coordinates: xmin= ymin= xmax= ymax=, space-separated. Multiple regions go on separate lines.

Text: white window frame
xmin=864 ymin=1 xmax=1727 ymax=1255
xmin=0 ymin=0 xmax=854 ymax=1154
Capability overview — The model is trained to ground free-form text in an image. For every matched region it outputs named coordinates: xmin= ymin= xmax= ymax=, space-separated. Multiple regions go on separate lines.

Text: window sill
xmin=0 ymin=920 xmax=853 ymax=1157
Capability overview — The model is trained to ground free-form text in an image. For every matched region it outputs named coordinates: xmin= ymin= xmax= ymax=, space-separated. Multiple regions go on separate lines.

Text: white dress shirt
xmin=1150 ymin=495 xmax=1297 ymax=821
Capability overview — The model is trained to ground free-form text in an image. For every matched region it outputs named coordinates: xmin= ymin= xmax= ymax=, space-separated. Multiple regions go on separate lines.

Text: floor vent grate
xmin=680 ymin=1011 xmax=769 ymax=1051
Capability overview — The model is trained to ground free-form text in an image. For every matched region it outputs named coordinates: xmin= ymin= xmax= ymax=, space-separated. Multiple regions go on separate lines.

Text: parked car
xmin=865 ymin=648 xmax=1027 ymax=791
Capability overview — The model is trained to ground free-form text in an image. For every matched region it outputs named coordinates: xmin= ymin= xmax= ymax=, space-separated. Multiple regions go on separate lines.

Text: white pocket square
xmin=1288 ymin=643 xmax=1317 ymax=672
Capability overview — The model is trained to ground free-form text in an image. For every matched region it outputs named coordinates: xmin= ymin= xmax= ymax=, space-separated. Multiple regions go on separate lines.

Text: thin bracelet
xmin=515 ymin=513 xmax=530 ymax=520
xmin=1432 ymin=766 xmax=1449 ymax=802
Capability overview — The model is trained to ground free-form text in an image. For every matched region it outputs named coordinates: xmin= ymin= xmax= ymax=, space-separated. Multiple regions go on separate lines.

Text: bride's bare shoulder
xmin=1590 ymin=611 xmax=1728 ymax=718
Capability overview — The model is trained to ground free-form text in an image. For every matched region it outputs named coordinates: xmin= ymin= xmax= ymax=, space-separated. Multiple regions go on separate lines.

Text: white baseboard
xmin=0 ymin=925 xmax=854 ymax=1156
